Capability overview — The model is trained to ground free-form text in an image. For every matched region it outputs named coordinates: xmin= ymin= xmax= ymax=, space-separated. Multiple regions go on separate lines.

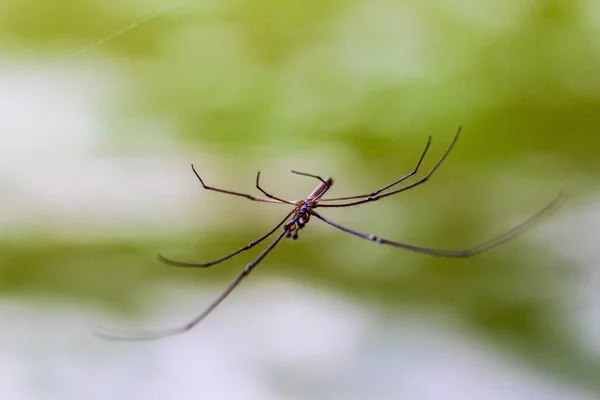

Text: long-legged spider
xmin=96 ymin=127 xmax=567 ymax=340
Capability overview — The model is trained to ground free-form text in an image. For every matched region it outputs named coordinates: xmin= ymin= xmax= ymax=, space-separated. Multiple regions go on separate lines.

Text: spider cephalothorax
xmin=97 ymin=127 xmax=566 ymax=340
xmin=285 ymin=199 xmax=320 ymax=239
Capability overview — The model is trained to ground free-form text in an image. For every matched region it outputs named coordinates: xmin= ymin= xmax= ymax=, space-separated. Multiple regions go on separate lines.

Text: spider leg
xmin=316 ymin=128 xmax=460 ymax=208
xmin=255 ymin=172 xmax=295 ymax=204
xmin=191 ymin=164 xmax=285 ymax=204
xmin=318 ymin=134 xmax=433 ymax=202
xmin=94 ymin=229 xmax=289 ymax=341
xmin=290 ymin=170 xmax=330 ymax=187
xmin=311 ymin=192 xmax=566 ymax=256
xmin=289 ymin=170 xmax=333 ymax=200
xmin=158 ymin=211 xmax=293 ymax=268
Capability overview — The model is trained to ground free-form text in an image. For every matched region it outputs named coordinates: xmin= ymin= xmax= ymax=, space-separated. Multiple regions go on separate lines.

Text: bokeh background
xmin=1 ymin=1 xmax=599 ymax=399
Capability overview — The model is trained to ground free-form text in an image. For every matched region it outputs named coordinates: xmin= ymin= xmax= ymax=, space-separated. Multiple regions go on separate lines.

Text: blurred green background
xmin=1 ymin=0 xmax=599 ymax=397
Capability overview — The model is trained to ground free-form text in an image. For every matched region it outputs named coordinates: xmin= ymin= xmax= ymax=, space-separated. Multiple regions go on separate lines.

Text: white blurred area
xmin=0 ymin=62 xmax=598 ymax=400
xmin=0 ymin=282 xmax=596 ymax=400
xmin=0 ymin=65 xmax=199 ymax=237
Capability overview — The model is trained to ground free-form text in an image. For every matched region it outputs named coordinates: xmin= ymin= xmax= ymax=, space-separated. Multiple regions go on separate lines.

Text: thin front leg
xmin=255 ymin=172 xmax=295 ymax=204
xmin=290 ymin=170 xmax=330 ymax=188
xmin=191 ymin=164 xmax=285 ymax=204
xmin=289 ymin=171 xmax=332 ymax=200
xmin=311 ymin=192 xmax=566 ymax=256
xmin=318 ymin=134 xmax=433 ymax=202
xmin=157 ymin=211 xmax=293 ymax=268
xmin=316 ymin=128 xmax=460 ymax=208
xmin=94 ymin=229 xmax=289 ymax=341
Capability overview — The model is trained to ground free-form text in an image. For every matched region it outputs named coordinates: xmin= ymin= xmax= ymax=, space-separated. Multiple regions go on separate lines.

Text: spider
xmin=96 ymin=127 xmax=566 ymax=340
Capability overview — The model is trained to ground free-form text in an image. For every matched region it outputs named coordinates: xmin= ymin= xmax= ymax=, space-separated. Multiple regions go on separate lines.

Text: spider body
xmin=96 ymin=127 xmax=566 ymax=341
xmin=285 ymin=202 xmax=312 ymax=239
xmin=285 ymin=202 xmax=313 ymax=239
xmin=282 ymin=177 xmax=333 ymax=239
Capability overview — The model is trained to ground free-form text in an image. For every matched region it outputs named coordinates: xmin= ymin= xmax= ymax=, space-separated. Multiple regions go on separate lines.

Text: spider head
xmin=295 ymin=202 xmax=312 ymax=228
xmin=284 ymin=201 xmax=315 ymax=240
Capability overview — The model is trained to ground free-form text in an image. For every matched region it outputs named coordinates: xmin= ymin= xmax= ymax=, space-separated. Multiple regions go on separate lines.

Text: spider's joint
xmin=368 ymin=234 xmax=382 ymax=243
